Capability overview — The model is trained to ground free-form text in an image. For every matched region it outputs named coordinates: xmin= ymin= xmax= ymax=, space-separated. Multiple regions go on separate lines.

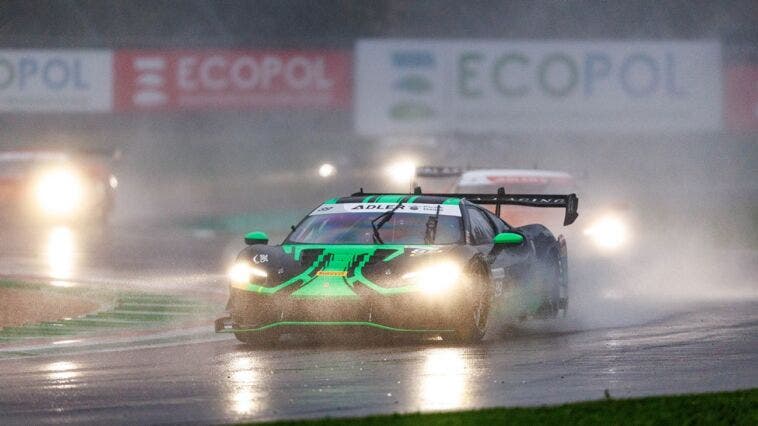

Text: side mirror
xmin=493 ymin=232 xmax=524 ymax=246
xmin=244 ymin=231 xmax=269 ymax=245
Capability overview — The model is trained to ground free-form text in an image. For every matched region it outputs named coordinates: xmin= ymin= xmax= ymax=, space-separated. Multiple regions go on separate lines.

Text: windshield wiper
xmin=371 ymin=201 xmax=404 ymax=244
xmin=424 ymin=205 xmax=441 ymax=244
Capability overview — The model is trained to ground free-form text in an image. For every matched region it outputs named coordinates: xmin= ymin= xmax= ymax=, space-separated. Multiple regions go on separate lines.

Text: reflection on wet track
xmin=0 ymin=227 xmax=755 ymax=424
xmin=44 ymin=227 xmax=77 ymax=287
xmin=418 ymin=348 xmax=468 ymax=410
xmin=1 ymin=302 xmax=755 ymax=425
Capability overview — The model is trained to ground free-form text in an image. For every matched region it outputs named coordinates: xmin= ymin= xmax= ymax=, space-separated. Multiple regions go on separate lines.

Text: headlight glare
xmin=583 ymin=216 xmax=628 ymax=250
xmin=402 ymin=261 xmax=461 ymax=294
xmin=228 ymin=261 xmax=268 ymax=285
xmin=35 ymin=169 xmax=85 ymax=216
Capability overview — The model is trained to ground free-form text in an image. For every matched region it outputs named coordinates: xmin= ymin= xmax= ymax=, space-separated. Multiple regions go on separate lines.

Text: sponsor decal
xmin=114 ymin=50 xmax=350 ymax=111
xmin=0 ymin=50 xmax=112 ymax=112
xmin=252 ymin=254 xmax=269 ymax=264
xmin=316 ymin=270 xmax=348 ymax=277
xmin=309 ymin=203 xmax=462 ymax=217
xmin=355 ymin=40 xmax=722 ymax=134
xmin=409 ymin=248 xmax=441 ymax=256
xmin=491 ymin=267 xmax=505 ymax=296
xmin=724 ymin=65 xmax=758 ymax=130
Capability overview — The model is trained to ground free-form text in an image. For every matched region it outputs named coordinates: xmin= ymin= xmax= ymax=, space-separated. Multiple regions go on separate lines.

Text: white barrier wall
xmin=0 ymin=50 xmax=113 ymax=112
xmin=355 ymin=40 xmax=722 ymax=134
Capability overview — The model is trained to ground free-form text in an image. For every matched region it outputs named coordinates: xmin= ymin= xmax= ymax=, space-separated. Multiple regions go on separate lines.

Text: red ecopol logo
xmin=724 ymin=65 xmax=758 ymax=131
xmin=114 ymin=50 xmax=351 ymax=111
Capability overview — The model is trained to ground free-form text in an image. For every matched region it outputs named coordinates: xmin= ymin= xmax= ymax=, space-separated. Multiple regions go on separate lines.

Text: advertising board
xmin=355 ymin=40 xmax=723 ymax=134
xmin=114 ymin=50 xmax=351 ymax=111
xmin=0 ymin=50 xmax=112 ymax=112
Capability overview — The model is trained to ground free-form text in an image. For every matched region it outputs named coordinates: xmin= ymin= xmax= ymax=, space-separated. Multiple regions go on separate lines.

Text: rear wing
xmin=353 ymin=187 xmax=579 ymax=226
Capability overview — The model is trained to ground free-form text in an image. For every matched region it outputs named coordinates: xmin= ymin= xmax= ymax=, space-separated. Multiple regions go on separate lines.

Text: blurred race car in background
xmin=416 ymin=166 xmax=633 ymax=257
xmin=0 ymin=150 xmax=118 ymax=224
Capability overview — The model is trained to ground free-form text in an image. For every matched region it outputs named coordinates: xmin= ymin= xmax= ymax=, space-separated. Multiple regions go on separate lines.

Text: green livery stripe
xmin=361 ymin=196 xmax=374 ymax=203
xmin=406 ymin=195 xmax=419 ymax=203
xmin=225 ymin=321 xmax=455 ymax=334
xmin=442 ymin=197 xmax=462 ymax=205
xmin=322 ymin=198 xmax=339 ymax=204
xmin=375 ymin=195 xmax=405 ymax=203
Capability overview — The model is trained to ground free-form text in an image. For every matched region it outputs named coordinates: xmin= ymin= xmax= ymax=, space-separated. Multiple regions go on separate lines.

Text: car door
xmin=478 ymin=207 xmax=533 ymax=318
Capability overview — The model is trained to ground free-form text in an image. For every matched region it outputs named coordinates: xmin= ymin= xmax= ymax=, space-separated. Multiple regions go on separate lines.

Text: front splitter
xmin=215 ymin=317 xmax=454 ymax=334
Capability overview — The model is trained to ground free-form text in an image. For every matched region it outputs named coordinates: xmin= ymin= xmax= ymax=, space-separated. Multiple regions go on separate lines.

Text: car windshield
xmin=287 ymin=211 xmax=464 ymax=245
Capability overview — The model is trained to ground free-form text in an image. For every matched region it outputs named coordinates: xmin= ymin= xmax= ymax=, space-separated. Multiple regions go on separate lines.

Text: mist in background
xmin=0 ymin=0 xmax=755 ymax=329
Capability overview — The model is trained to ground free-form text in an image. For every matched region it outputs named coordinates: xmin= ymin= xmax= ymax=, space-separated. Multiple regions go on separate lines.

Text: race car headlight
xmin=34 ymin=169 xmax=85 ymax=216
xmin=583 ymin=216 xmax=628 ymax=250
xmin=402 ymin=261 xmax=461 ymax=295
xmin=228 ymin=261 xmax=268 ymax=285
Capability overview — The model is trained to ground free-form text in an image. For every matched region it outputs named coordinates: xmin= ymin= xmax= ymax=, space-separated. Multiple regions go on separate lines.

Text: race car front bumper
xmin=217 ymin=287 xmax=471 ymax=335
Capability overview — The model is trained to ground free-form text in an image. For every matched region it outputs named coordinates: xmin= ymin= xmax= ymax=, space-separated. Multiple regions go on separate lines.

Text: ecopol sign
xmin=355 ymin=40 xmax=722 ymax=134
xmin=0 ymin=50 xmax=112 ymax=112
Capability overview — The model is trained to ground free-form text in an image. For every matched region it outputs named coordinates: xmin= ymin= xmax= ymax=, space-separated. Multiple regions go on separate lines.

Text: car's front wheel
xmin=444 ymin=262 xmax=492 ymax=344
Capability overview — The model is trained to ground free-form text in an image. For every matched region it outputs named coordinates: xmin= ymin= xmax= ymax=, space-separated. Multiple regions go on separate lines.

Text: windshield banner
xmin=310 ymin=203 xmax=462 ymax=216
xmin=354 ymin=40 xmax=722 ymax=134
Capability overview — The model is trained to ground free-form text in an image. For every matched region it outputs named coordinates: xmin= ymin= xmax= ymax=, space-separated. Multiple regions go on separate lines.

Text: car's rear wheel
xmin=556 ymin=236 xmax=569 ymax=317
xmin=444 ymin=262 xmax=492 ymax=344
xmin=535 ymin=243 xmax=568 ymax=319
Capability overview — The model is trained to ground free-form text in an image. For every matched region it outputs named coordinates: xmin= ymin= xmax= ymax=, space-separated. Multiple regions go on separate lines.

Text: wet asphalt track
xmin=0 ymin=226 xmax=756 ymax=424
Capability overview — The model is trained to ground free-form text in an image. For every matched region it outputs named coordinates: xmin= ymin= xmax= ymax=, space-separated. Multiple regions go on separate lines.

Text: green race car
xmin=215 ymin=189 xmax=578 ymax=345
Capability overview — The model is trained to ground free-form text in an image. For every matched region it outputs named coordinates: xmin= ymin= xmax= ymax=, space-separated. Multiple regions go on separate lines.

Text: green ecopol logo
xmin=388 ymin=51 xmax=436 ymax=121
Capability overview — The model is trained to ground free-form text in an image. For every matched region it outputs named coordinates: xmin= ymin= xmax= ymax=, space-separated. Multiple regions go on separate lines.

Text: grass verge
xmin=259 ymin=388 xmax=757 ymax=426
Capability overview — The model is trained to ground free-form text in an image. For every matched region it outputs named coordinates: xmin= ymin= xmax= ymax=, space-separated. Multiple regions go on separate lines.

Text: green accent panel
xmin=245 ymin=231 xmax=269 ymax=244
xmin=291 ymin=281 xmax=359 ymax=298
xmin=375 ymin=195 xmax=404 ymax=203
xmin=322 ymin=198 xmax=339 ymax=204
xmin=442 ymin=197 xmax=462 ymax=205
xmin=406 ymin=195 xmax=419 ymax=203
xmin=225 ymin=321 xmax=454 ymax=334
xmin=361 ymin=196 xmax=374 ymax=203
xmin=493 ymin=232 xmax=525 ymax=245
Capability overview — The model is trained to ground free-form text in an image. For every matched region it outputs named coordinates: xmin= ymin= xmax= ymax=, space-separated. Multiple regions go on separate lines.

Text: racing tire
xmin=444 ymin=261 xmax=492 ymax=344
xmin=535 ymin=241 xmax=568 ymax=319
xmin=556 ymin=236 xmax=569 ymax=318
